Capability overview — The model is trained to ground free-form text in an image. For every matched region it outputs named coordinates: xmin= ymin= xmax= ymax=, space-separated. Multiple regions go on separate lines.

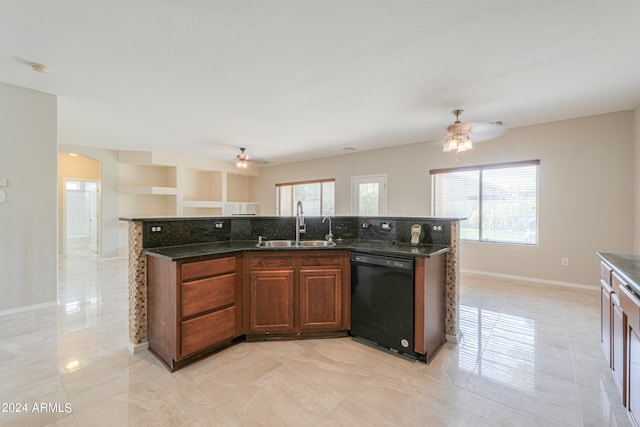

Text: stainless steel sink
xmin=297 ymin=240 xmax=336 ymax=247
xmin=256 ymin=240 xmax=297 ymax=248
xmin=255 ymin=240 xmax=335 ymax=248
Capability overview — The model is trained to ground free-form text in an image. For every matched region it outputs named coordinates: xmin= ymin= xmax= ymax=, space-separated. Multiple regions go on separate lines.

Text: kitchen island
xmin=122 ymin=216 xmax=462 ymax=370
xmin=146 ymin=240 xmax=449 ymax=370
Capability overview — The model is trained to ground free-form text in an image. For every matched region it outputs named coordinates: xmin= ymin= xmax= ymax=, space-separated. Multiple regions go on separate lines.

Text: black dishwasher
xmin=350 ymin=252 xmax=417 ymax=359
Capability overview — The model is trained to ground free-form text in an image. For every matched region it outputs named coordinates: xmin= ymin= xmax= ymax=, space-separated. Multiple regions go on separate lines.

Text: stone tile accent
xmin=128 ymin=221 xmax=147 ymax=344
xmin=445 ymin=220 xmax=460 ymax=337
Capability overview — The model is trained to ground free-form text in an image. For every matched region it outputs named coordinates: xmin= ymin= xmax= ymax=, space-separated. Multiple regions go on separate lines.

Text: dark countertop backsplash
xmin=134 ymin=216 xmax=457 ymax=249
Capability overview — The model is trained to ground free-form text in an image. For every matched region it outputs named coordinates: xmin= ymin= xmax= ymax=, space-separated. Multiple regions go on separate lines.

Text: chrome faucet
xmin=322 ymin=216 xmax=334 ymax=242
xmin=295 ymin=201 xmax=305 ymax=245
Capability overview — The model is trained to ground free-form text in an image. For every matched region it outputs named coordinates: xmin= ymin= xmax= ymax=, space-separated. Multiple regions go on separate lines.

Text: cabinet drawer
xmin=250 ymin=255 xmax=293 ymax=269
xmin=181 ymin=273 xmax=236 ymax=318
xmin=181 ymin=257 xmax=236 ymax=281
xmin=601 ymin=261 xmax=612 ymax=285
xmin=300 ymin=253 xmax=342 ymax=267
xmin=181 ymin=306 xmax=236 ymax=356
xmin=612 ymin=271 xmax=625 ymax=296
xmin=620 ymin=284 xmax=640 ymax=331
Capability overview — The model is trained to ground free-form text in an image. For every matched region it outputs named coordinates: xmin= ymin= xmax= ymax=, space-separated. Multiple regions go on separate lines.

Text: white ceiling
xmin=1 ymin=0 xmax=640 ymax=166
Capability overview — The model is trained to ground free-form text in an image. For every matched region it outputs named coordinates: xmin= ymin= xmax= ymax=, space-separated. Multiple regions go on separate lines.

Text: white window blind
xmin=431 ymin=160 xmax=539 ymax=244
xmin=276 ymin=179 xmax=335 ymax=216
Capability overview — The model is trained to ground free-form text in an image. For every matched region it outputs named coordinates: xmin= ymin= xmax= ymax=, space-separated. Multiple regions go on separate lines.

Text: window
xmin=276 ymin=179 xmax=335 ymax=216
xmin=431 ymin=160 xmax=539 ymax=244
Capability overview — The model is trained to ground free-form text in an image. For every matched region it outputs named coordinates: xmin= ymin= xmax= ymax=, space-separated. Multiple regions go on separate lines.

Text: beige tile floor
xmin=0 ymin=249 xmax=632 ymax=426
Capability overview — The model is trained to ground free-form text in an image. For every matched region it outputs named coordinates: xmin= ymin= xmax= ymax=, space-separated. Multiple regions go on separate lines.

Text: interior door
xmin=87 ymin=181 xmax=99 ymax=253
xmin=351 ymin=174 xmax=387 ymax=216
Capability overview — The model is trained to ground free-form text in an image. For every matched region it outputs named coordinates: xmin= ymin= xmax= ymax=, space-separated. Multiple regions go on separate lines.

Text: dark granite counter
xmin=597 ymin=252 xmax=640 ymax=294
xmin=146 ymin=239 xmax=450 ymax=262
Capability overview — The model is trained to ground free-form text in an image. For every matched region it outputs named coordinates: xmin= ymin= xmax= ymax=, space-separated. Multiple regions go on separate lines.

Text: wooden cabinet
xmin=601 ymin=262 xmax=613 ymax=366
xmin=249 ymin=269 xmax=295 ymax=332
xmin=299 ymin=268 xmax=343 ymax=331
xmin=600 ymin=261 xmax=626 ymax=403
xmin=620 ymin=282 xmax=640 ymax=425
xmin=414 ymin=254 xmax=447 ymax=362
xmin=245 ymin=251 xmax=350 ymax=337
xmin=612 ymin=290 xmax=626 ymax=402
xmin=147 ymin=254 xmax=241 ymax=370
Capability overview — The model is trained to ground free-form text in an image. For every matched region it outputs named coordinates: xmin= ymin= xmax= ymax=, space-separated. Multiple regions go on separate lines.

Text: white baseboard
xmin=462 ymin=269 xmax=598 ymax=291
xmin=446 ymin=330 xmax=463 ymax=344
xmin=0 ymin=300 xmax=57 ymax=317
xmin=101 ymin=256 xmax=128 ymax=261
xmin=125 ymin=341 xmax=148 ymax=355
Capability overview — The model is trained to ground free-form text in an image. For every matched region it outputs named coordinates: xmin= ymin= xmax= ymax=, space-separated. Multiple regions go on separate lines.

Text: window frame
xmin=430 ymin=160 xmax=540 ymax=245
xmin=275 ymin=178 xmax=335 ymax=216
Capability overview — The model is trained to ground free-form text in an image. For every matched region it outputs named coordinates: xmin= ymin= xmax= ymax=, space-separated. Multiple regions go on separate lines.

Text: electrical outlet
xmin=361 ymin=223 xmax=370 ymax=229
xmin=214 ymin=221 xmax=224 ymax=229
xmin=431 ymin=224 xmax=444 ymax=233
xmin=380 ymin=222 xmax=391 ymax=230
xmin=151 ymin=226 xmax=162 ymax=233
xmin=561 ymin=257 xmax=569 ymax=266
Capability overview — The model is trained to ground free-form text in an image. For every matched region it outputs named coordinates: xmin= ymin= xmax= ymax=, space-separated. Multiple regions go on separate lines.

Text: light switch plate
xmin=0 ymin=189 xmax=6 ymax=203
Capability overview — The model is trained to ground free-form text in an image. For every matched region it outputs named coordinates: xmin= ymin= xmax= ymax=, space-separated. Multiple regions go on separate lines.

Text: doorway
xmin=65 ymin=180 xmax=100 ymax=254
xmin=351 ymin=174 xmax=387 ymax=216
xmin=58 ymin=153 xmax=102 ymax=257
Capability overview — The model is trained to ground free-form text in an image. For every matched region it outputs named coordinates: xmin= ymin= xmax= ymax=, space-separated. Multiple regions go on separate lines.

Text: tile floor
xmin=0 ymin=250 xmax=633 ymax=426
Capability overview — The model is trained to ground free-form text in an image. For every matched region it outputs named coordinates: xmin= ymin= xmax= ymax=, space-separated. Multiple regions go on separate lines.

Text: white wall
xmin=0 ymin=83 xmax=58 ymax=311
xmin=251 ymin=111 xmax=635 ymax=287
xmin=59 ymin=144 xmax=121 ymax=258
xmin=634 ymin=104 xmax=640 ymax=252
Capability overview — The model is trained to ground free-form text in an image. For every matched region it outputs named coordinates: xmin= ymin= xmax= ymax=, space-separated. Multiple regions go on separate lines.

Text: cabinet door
xmin=249 ymin=270 xmax=295 ymax=332
xmin=601 ymin=283 xmax=612 ymax=366
xmin=629 ymin=328 xmax=640 ymax=426
xmin=299 ymin=269 xmax=342 ymax=331
xmin=612 ymin=295 xmax=626 ymax=404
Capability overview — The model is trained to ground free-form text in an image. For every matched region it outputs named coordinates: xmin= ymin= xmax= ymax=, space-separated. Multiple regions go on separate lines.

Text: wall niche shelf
xmin=118 ymin=151 xmax=260 ymax=218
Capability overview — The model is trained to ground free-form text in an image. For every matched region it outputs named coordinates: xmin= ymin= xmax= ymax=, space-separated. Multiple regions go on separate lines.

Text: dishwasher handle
xmin=350 ymin=253 xmax=414 ymax=271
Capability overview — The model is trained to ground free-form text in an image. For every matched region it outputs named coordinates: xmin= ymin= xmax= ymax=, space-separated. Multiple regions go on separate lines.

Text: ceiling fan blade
xmin=467 ymin=121 xmax=507 ymax=142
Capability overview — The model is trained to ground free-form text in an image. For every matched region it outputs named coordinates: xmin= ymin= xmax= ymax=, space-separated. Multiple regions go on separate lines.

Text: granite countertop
xmin=597 ymin=252 xmax=640 ymax=294
xmin=146 ymin=239 xmax=450 ymax=261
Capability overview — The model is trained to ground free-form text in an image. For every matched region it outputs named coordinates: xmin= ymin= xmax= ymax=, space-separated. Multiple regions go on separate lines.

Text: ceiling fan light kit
xmin=442 ymin=109 xmax=473 ymax=154
xmin=236 ymin=147 xmax=250 ymax=169
xmin=442 ymin=109 xmax=505 ymax=155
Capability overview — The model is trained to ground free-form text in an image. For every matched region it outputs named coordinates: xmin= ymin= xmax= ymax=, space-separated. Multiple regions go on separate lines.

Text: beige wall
xmin=0 ymin=83 xmax=58 ymax=311
xmin=253 ymin=142 xmax=434 ymax=217
xmin=251 ymin=111 xmax=635 ymax=287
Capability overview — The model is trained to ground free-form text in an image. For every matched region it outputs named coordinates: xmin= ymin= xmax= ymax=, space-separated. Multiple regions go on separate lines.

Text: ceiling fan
xmin=442 ymin=109 xmax=506 ymax=153
xmin=234 ymin=147 xmax=271 ymax=169
xmin=235 ymin=147 xmax=250 ymax=169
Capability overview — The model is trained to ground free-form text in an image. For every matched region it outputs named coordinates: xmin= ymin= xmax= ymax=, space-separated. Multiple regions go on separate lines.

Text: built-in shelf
xmin=182 ymin=168 xmax=222 ymax=202
xmin=224 ymin=202 xmax=260 ymax=216
xmin=182 ymin=207 xmax=224 ymax=216
xmin=119 ymin=186 xmax=178 ymax=195
xmin=118 ymin=150 xmax=260 ymax=218
xmin=182 ymin=201 xmax=225 ymax=208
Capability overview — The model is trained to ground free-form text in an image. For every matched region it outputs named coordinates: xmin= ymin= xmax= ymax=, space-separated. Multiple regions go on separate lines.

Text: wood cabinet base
xmin=246 ymin=330 xmax=348 ymax=342
xmin=149 ymin=337 xmax=242 ymax=372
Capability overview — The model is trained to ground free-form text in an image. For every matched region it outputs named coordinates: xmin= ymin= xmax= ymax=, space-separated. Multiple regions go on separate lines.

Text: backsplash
xmin=358 ymin=217 xmax=451 ymax=246
xmin=139 ymin=216 xmax=453 ymax=249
